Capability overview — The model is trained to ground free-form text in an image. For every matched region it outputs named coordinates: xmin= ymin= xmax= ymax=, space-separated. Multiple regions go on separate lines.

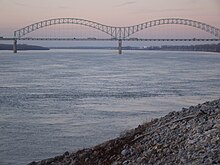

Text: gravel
xmin=28 ymin=98 xmax=220 ymax=165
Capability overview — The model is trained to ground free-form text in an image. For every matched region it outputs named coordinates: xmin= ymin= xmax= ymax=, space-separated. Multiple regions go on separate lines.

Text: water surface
xmin=0 ymin=49 xmax=220 ymax=164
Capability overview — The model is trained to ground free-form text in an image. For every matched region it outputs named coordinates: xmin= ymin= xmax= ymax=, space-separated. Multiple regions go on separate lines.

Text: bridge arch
xmin=14 ymin=18 xmax=115 ymax=39
xmin=14 ymin=18 xmax=220 ymax=39
xmin=126 ymin=18 xmax=220 ymax=39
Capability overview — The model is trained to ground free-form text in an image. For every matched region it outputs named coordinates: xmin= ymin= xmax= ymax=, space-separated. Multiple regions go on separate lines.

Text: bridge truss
xmin=14 ymin=18 xmax=220 ymax=39
xmin=11 ymin=18 xmax=220 ymax=53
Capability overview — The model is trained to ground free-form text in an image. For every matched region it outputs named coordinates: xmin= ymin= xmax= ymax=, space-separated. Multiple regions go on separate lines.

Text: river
xmin=0 ymin=49 xmax=220 ymax=164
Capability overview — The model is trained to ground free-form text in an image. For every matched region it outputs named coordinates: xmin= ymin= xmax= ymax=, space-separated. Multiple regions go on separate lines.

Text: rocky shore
xmin=29 ymin=99 xmax=220 ymax=165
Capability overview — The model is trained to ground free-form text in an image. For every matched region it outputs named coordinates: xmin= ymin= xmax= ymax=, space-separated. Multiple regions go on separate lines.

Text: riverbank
xmin=0 ymin=44 xmax=49 ymax=50
xmin=28 ymin=98 xmax=220 ymax=165
xmin=50 ymin=43 xmax=220 ymax=53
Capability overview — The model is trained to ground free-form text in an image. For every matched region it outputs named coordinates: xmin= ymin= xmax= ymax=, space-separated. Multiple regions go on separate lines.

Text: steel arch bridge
xmin=12 ymin=17 xmax=220 ymax=53
xmin=14 ymin=17 xmax=220 ymax=39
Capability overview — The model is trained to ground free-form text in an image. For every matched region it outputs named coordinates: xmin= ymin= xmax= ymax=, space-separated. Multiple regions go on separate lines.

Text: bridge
xmin=1 ymin=18 xmax=220 ymax=54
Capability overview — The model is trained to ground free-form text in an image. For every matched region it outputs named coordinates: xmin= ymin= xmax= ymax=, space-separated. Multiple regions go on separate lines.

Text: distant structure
xmin=3 ymin=18 xmax=220 ymax=54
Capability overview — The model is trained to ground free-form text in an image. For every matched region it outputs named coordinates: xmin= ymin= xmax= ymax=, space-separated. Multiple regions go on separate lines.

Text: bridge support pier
xmin=118 ymin=39 xmax=122 ymax=54
xmin=13 ymin=39 xmax=17 ymax=53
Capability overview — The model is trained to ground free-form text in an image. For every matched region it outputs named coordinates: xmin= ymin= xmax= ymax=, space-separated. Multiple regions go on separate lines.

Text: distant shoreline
xmin=50 ymin=43 xmax=220 ymax=53
xmin=0 ymin=44 xmax=49 ymax=51
xmin=1 ymin=43 xmax=220 ymax=53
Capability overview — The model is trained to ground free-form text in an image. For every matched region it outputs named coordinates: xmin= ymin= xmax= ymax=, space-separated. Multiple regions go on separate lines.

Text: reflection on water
xmin=0 ymin=49 xmax=220 ymax=164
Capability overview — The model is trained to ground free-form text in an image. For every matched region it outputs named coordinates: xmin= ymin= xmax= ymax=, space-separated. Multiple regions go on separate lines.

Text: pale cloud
xmin=14 ymin=2 xmax=26 ymax=6
xmin=58 ymin=6 xmax=71 ymax=10
xmin=143 ymin=8 xmax=201 ymax=14
xmin=116 ymin=1 xmax=137 ymax=7
xmin=11 ymin=0 xmax=27 ymax=6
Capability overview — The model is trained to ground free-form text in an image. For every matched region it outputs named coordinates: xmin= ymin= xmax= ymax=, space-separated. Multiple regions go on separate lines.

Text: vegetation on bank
xmin=159 ymin=43 xmax=220 ymax=52
xmin=0 ymin=44 xmax=50 ymax=50
xmin=51 ymin=43 xmax=220 ymax=53
xmin=1 ymin=43 xmax=220 ymax=53
xmin=123 ymin=43 xmax=220 ymax=52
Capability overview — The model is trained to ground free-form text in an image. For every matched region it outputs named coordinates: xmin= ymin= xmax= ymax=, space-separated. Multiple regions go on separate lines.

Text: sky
xmin=0 ymin=0 xmax=220 ymax=46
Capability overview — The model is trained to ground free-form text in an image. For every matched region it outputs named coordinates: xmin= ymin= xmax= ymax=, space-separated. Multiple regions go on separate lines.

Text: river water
xmin=0 ymin=49 xmax=220 ymax=164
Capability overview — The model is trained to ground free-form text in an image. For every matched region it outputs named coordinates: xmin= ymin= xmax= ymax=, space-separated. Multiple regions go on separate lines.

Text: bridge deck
xmin=1 ymin=38 xmax=220 ymax=41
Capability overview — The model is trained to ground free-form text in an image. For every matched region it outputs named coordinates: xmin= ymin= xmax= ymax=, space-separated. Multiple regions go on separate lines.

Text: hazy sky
xmin=0 ymin=0 xmax=220 ymax=37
